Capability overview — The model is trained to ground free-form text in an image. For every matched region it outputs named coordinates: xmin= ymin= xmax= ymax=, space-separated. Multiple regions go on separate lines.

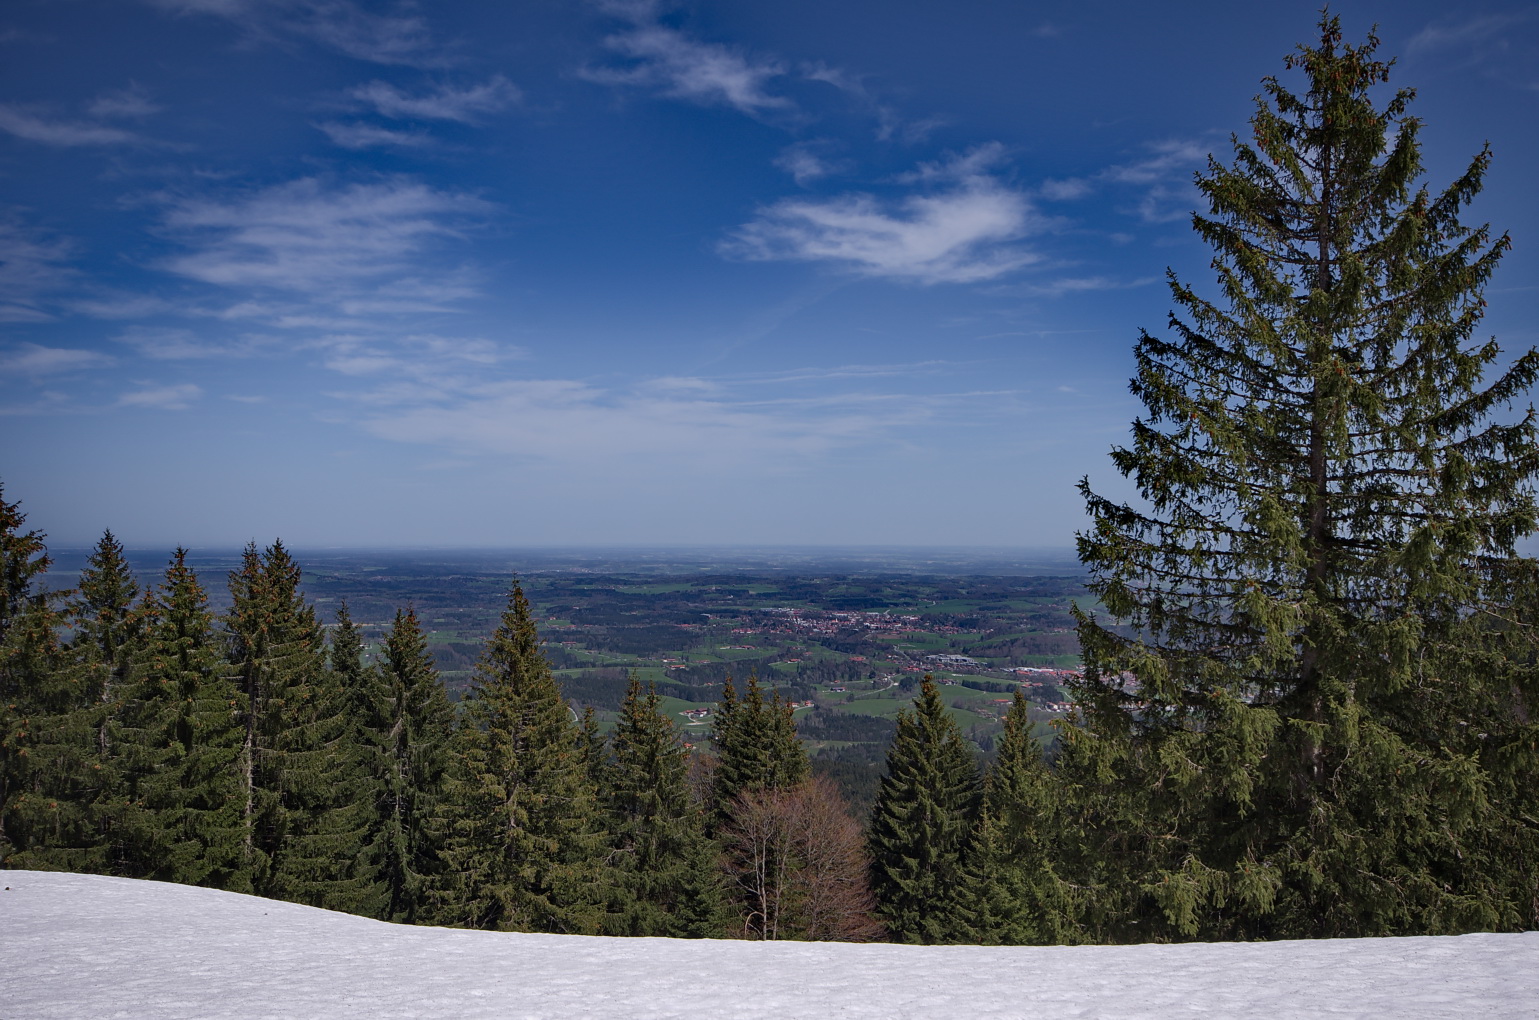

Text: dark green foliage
xmin=957 ymin=692 xmax=1069 ymax=945
xmin=119 ymin=550 xmax=248 ymax=888
xmin=710 ymin=673 xmax=808 ymax=828
xmin=1067 ymin=15 xmax=1539 ymax=941
xmin=576 ymin=705 xmax=609 ymax=791
xmin=0 ymin=488 xmax=90 ymax=868
xmin=867 ymin=676 xmax=979 ymax=944
xmin=371 ymin=606 xmax=454 ymax=923
xmin=603 ymin=672 xmax=724 ymax=937
xmin=67 ymin=531 xmax=141 ymax=685
xmin=226 ymin=542 xmax=375 ymax=912
xmin=440 ymin=580 xmax=603 ymax=933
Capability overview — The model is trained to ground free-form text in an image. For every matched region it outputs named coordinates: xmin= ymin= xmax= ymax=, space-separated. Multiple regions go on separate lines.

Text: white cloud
xmin=113 ymin=325 xmax=261 ymax=359
xmin=0 ymin=220 xmax=75 ymax=319
xmin=158 ymin=177 xmax=491 ymax=306
xmin=68 ymin=294 xmax=173 ymax=319
xmin=0 ymin=343 xmax=113 ymax=375
xmin=326 ymin=352 xmax=399 ymax=375
xmin=1017 ymin=275 xmax=1159 ymax=298
xmin=314 ymin=120 xmax=432 ymax=149
xmin=89 ymin=85 xmax=161 ymax=119
xmin=774 ymin=144 xmax=846 ymax=186
xmin=0 ymin=105 xmax=140 ymax=146
xmin=315 ymin=332 xmax=517 ymax=381
xmin=804 ymin=63 xmax=943 ymax=146
xmin=350 ymin=376 xmax=898 ymax=467
xmin=1102 ymin=139 xmax=1206 ymax=186
xmin=117 ymin=383 xmax=203 ymax=409
xmin=1034 ymin=138 xmax=1207 ymax=223
xmin=146 ymin=0 xmax=440 ymax=66
xmin=899 ymin=143 xmax=1011 ymax=184
xmin=1038 ymin=178 xmax=1092 ymax=201
xmin=724 ymin=150 xmax=1039 ymax=285
xmin=1408 ymin=13 xmax=1533 ymax=55
xmin=348 ymin=76 xmax=520 ymax=122
xmin=584 ymin=25 xmax=791 ymax=116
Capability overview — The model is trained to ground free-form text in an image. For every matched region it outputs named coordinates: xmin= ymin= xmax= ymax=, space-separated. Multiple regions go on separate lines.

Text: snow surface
xmin=2 ymin=871 xmax=1535 ymax=1019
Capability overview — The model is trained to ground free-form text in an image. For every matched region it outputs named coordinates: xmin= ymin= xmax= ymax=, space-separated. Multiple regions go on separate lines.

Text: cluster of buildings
xmin=726 ymin=606 xmax=935 ymax=640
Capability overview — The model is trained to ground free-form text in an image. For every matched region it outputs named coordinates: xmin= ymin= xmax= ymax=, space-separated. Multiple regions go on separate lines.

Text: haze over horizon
xmin=4 ymin=0 xmax=1536 ymax=549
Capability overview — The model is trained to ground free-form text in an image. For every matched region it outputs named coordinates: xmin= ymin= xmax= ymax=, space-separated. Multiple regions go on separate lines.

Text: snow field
xmin=2 ymin=870 xmax=1535 ymax=1019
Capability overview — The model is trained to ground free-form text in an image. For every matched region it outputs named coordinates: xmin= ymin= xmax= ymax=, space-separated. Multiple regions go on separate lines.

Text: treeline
xmin=5 ymin=495 xmax=1537 ymax=945
xmin=0 ymin=500 xmax=879 ymax=939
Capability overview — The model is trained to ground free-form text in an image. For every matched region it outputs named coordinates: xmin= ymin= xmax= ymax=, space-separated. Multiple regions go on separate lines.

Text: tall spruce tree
xmin=604 ymin=672 xmax=724 ymax=937
xmin=226 ymin=542 xmax=374 ymax=911
xmin=120 ymin=549 xmax=248 ymax=888
xmin=1068 ymin=15 xmax=1539 ymax=940
xmin=956 ymin=692 xmax=1069 ymax=945
xmin=372 ymin=606 xmax=454 ymax=923
xmin=866 ymin=676 xmax=980 ymax=944
xmin=440 ymin=579 xmax=603 ymax=933
xmin=710 ymin=673 xmax=807 ymax=827
xmin=67 ymin=531 xmax=141 ymax=685
xmin=65 ymin=530 xmax=146 ymax=870
xmin=0 ymin=487 xmax=79 ymax=867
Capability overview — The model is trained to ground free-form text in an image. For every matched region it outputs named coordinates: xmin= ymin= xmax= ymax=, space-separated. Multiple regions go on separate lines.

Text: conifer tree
xmin=372 ymin=606 xmax=454 ymax=924
xmin=67 ymin=531 xmax=141 ymax=688
xmin=64 ymin=530 xmax=146 ymax=870
xmin=956 ymin=692 xmax=1069 ymax=945
xmin=576 ymin=705 xmax=610 ymax=792
xmin=120 ymin=549 xmax=248 ymax=888
xmin=604 ymin=672 xmax=723 ymax=937
xmin=0 ymin=487 xmax=78 ymax=866
xmin=1068 ymin=15 xmax=1539 ymax=940
xmin=226 ymin=542 xmax=374 ymax=911
xmin=867 ymin=676 xmax=980 ymax=944
xmin=440 ymin=580 xmax=603 ymax=933
xmin=710 ymin=673 xmax=807 ymax=826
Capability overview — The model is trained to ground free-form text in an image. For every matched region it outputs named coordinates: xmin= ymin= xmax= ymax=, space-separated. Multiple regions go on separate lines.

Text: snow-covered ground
xmin=2 ymin=870 xmax=1534 ymax=1019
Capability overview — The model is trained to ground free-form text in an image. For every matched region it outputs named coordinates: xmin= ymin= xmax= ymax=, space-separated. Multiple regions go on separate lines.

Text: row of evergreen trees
xmin=0 ymin=507 xmax=886 ymax=938
xmin=8 ymin=497 xmax=1533 ymax=945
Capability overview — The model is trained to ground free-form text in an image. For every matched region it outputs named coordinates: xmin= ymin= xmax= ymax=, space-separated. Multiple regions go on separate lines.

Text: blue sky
xmin=3 ymin=0 xmax=1536 ymax=549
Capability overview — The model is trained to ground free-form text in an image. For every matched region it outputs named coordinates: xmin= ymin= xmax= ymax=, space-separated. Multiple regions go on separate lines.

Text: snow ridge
xmin=2 ymin=871 xmax=1534 ymax=1019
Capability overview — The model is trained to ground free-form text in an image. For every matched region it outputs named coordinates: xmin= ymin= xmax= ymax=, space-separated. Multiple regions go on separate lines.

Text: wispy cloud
xmin=318 ymin=332 xmax=517 ymax=377
xmin=117 ymin=383 xmax=203 ymax=409
xmin=348 ymin=76 xmax=520 ymax=122
xmin=0 ymin=104 xmax=141 ymax=146
xmin=88 ymin=84 xmax=161 ymax=119
xmin=1407 ymin=13 xmax=1534 ymax=55
xmin=67 ymin=294 xmax=173 ymax=319
xmin=724 ymin=146 xmax=1039 ymax=285
xmin=157 ymin=177 xmax=492 ymax=309
xmin=805 ymin=64 xmax=944 ymax=145
xmin=584 ymin=24 xmax=791 ymax=116
xmin=314 ymin=120 xmax=432 ymax=149
xmin=1012 ymin=275 xmax=1159 ymax=299
xmin=114 ymin=325 xmax=263 ymax=359
xmin=739 ymin=360 xmax=958 ymax=386
xmin=774 ymin=143 xmax=848 ymax=185
xmin=0 ymin=219 xmax=76 ymax=320
xmin=1 ymin=342 xmax=114 ymax=375
xmin=1100 ymin=140 xmax=1206 ymax=186
xmin=145 ymin=0 xmax=441 ymax=66
xmin=1036 ymin=138 xmax=1206 ymax=223
xmin=345 ymin=375 xmax=917 ymax=469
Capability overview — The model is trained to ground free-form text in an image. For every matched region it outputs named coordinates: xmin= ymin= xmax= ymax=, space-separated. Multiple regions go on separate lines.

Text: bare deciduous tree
xmin=720 ymin=776 xmax=883 ymax=942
